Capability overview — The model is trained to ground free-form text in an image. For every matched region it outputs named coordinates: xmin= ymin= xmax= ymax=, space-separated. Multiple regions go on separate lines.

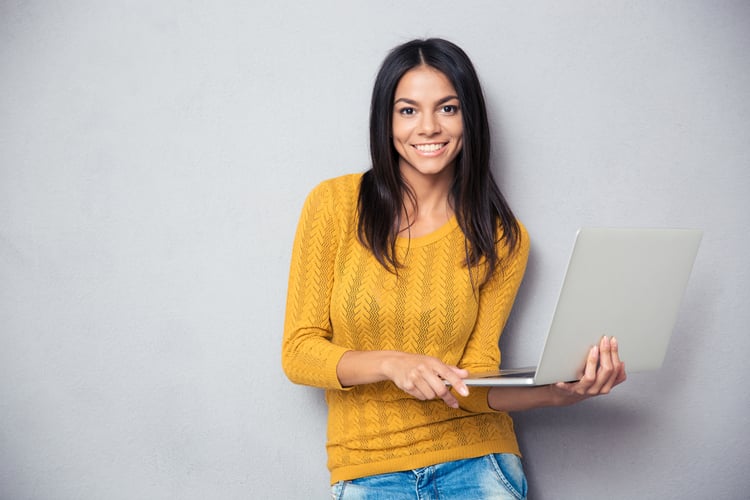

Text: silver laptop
xmin=462 ymin=227 xmax=702 ymax=386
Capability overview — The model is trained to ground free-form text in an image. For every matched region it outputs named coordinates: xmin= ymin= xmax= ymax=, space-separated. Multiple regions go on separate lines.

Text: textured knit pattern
xmin=282 ymin=173 xmax=530 ymax=484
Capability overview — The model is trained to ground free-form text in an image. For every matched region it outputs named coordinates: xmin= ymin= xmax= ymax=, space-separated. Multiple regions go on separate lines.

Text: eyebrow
xmin=393 ymin=95 xmax=459 ymax=106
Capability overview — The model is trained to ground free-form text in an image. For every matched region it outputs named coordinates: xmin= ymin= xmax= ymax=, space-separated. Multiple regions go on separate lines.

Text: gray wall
xmin=1 ymin=1 xmax=748 ymax=499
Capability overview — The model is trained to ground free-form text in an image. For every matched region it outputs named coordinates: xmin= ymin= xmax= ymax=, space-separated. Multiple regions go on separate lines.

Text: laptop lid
xmin=463 ymin=227 xmax=702 ymax=387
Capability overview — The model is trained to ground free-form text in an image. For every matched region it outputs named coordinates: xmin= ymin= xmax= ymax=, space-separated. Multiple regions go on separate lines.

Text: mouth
xmin=413 ymin=142 xmax=448 ymax=153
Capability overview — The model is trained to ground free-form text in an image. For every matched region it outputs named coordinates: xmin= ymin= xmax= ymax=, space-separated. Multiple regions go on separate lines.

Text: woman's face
xmin=392 ymin=65 xmax=463 ymax=183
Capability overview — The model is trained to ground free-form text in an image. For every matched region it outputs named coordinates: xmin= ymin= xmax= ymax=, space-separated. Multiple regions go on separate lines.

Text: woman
xmin=282 ymin=38 xmax=626 ymax=500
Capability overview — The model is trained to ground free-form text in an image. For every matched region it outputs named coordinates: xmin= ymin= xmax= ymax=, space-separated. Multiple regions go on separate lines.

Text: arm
xmin=454 ymin=223 xmax=531 ymax=412
xmin=281 ymin=182 xmax=350 ymax=389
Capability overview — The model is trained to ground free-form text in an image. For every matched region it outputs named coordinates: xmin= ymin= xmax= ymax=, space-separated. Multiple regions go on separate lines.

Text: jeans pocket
xmin=488 ymin=453 xmax=528 ymax=500
xmin=330 ymin=480 xmax=344 ymax=500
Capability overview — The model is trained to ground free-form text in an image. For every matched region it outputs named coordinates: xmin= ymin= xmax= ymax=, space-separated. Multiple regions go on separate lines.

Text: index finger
xmin=440 ymin=367 xmax=470 ymax=398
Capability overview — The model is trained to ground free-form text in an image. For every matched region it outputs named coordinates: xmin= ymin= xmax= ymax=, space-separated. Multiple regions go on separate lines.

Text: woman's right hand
xmin=337 ymin=350 xmax=469 ymax=409
xmin=382 ymin=352 xmax=470 ymax=408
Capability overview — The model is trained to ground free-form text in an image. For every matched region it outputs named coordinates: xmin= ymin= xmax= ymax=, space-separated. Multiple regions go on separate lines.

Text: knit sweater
xmin=282 ymin=173 xmax=530 ymax=484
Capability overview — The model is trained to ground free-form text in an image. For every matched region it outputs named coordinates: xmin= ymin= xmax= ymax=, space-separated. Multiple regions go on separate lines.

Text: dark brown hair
xmin=358 ymin=38 xmax=520 ymax=286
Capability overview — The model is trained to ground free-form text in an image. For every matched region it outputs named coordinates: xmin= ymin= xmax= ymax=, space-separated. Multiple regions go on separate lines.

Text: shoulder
xmin=306 ymin=173 xmax=363 ymax=207
xmin=299 ymin=173 xmax=363 ymax=232
xmin=497 ymin=218 xmax=530 ymax=262
xmin=516 ymin=220 xmax=530 ymax=251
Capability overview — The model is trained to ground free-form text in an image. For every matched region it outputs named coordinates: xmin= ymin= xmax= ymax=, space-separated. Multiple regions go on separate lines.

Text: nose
xmin=418 ymin=112 xmax=440 ymax=136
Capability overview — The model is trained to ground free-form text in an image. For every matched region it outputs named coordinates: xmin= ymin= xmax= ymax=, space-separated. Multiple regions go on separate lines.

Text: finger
xmin=399 ymin=375 xmax=429 ymax=401
xmin=615 ymin=362 xmax=627 ymax=385
xmin=578 ymin=344 xmax=599 ymax=391
xmin=426 ymin=369 xmax=463 ymax=408
xmin=610 ymin=338 xmax=627 ymax=386
xmin=600 ymin=336 xmax=623 ymax=393
xmin=428 ymin=366 xmax=468 ymax=408
xmin=409 ymin=360 xmax=467 ymax=408
xmin=611 ymin=337 xmax=626 ymax=379
xmin=443 ymin=366 xmax=470 ymax=398
xmin=411 ymin=364 xmax=440 ymax=397
xmin=441 ymin=392 xmax=461 ymax=409
xmin=412 ymin=364 xmax=452 ymax=400
xmin=589 ymin=336 xmax=614 ymax=394
xmin=418 ymin=377 xmax=460 ymax=409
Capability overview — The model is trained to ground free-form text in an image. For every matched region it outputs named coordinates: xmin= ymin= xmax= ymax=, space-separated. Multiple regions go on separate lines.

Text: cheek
xmin=450 ymin=118 xmax=464 ymax=138
xmin=391 ymin=119 xmax=409 ymax=142
xmin=390 ymin=129 xmax=407 ymax=156
xmin=454 ymin=126 xmax=464 ymax=151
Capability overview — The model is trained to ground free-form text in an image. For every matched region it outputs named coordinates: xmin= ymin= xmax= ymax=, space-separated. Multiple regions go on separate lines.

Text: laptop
xmin=461 ymin=227 xmax=702 ymax=386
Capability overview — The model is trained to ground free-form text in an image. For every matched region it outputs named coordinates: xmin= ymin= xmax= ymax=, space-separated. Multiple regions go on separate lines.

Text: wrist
xmin=542 ymin=384 xmax=562 ymax=407
xmin=376 ymin=350 xmax=404 ymax=381
xmin=338 ymin=350 xmax=398 ymax=387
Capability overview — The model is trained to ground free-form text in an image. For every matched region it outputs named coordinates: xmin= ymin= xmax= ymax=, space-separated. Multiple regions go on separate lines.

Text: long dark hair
xmin=357 ymin=38 xmax=520 ymax=286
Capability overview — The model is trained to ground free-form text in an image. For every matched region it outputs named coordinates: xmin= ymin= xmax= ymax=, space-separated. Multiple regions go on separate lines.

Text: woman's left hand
xmin=548 ymin=335 xmax=627 ymax=406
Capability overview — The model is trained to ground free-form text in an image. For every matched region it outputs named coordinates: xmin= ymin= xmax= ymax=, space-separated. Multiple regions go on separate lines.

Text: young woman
xmin=282 ymin=38 xmax=626 ymax=500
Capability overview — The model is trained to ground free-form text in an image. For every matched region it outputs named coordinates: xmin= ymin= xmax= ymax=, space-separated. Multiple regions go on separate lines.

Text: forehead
xmin=394 ymin=65 xmax=457 ymax=100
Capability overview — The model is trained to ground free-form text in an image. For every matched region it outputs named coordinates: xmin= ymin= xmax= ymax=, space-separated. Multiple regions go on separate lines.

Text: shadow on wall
xmin=497 ymin=246 xmax=543 ymax=368
xmin=512 ymin=398 xmax=654 ymax=496
xmin=503 ymin=237 xmax=716 ymax=496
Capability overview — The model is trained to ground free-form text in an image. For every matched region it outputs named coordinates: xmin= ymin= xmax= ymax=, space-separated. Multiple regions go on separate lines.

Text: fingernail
xmin=459 ymin=386 xmax=469 ymax=397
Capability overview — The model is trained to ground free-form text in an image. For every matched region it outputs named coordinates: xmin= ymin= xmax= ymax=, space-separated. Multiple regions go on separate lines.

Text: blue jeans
xmin=330 ymin=453 xmax=527 ymax=500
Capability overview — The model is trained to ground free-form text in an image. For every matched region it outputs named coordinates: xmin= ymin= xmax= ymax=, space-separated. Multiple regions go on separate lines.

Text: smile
xmin=413 ymin=143 xmax=448 ymax=153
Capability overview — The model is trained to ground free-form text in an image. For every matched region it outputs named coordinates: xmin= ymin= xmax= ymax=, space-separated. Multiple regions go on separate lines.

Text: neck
xmin=400 ymin=165 xmax=454 ymax=213
xmin=399 ymin=168 xmax=455 ymax=235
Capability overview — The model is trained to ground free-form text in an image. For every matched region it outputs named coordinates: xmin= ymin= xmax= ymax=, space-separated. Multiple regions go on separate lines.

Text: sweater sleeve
xmin=456 ymin=222 xmax=530 ymax=413
xmin=281 ymin=181 xmax=350 ymax=390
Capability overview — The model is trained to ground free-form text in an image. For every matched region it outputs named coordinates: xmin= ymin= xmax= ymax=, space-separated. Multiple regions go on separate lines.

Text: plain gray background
xmin=2 ymin=1 xmax=749 ymax=499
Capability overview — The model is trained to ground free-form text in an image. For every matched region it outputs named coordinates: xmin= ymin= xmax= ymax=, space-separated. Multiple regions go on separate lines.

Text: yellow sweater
xmin=282 ymin=173 xmax=530 ymax=484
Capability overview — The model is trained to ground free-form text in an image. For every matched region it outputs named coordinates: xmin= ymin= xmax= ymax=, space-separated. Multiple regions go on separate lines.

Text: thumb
xmin=448 ymin=365 xmax=469 ymax=378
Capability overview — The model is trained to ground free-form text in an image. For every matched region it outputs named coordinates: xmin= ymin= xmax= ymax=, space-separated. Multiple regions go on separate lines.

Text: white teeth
xmin=415 ymin=143 xmax=446 ymax=152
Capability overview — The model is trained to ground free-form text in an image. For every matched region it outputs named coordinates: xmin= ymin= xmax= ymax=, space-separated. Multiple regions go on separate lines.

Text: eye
xmin=441 ymin=104 xmax=459 ymax=114
xmin=398 ymin=107 xmax=416 ymax=116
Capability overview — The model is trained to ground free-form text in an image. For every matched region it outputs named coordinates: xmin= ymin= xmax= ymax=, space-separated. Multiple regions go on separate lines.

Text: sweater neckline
xmin=395 ymin=216 xmax=460 ymax=248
